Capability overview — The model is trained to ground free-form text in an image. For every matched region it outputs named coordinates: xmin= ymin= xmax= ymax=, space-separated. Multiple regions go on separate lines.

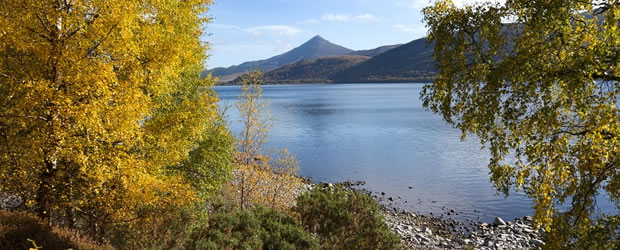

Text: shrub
xmin=294 ymin=185 xmax=403 ymax=249
xmin=0 ymin=210 xmax=112 ymax=250
xmin=107 ymin=206 xmax=199 ymax=250
xmin=185 ymin=206 xmax=319 ymax=249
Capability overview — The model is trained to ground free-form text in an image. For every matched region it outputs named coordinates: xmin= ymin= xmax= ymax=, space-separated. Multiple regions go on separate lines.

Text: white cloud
xmin=393 ymin=24 xmax=425 ymax=33
xmin=273 ymin=40 xmax=295 ymax=52
xmin=318 ymin=13 xmax=378 ymax=23
xmin=321 ymin=13 xmax=351 ymax=22
xmin=353 ymin=14 xmax=378 ymax=22
xmin=246 ymin=25 xmax=303 ymax=36
xmin=211 ymin=23 xmax=303 ymax=37
xmin=396 ymin=0 xmax=432 ymax=9
xmin=397 ymin=0 xmax=505 ymax=9
xmin=209 ymin=24 xmax=244 ymax=30
xmin=302 ymin=19 xmax=320 ymax=24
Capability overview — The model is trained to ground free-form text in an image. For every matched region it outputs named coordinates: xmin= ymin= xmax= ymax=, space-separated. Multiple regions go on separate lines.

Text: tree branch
xmin=0 ymin=114 xmax=48 ymax=122
xmin=81 ymin=23 xmax=118 ymax=60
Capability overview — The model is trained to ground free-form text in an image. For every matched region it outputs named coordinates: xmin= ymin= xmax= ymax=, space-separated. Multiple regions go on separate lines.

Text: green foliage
xmin=545 ymin=213 xmax=619 ymax=249
xmin=184 ymin=206 xmax=319 ymax=250
xmin=170 ymin=110 xmax=235 ymax=201
xmin=0 ymin=0 xmax=239 ymax=246
xmin=294 ymin=185 xmax=403 ymax=249
xmin=0 ymin=210 xmax=112 ymax=250
xmin=422 ymin=0 xmax=619 ymax=246
xmin=106 ymin=206 xmax=202 ymax=250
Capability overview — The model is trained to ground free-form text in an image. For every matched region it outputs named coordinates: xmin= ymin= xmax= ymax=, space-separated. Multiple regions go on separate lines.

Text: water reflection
xmin=214 ymin=83 xmax=613 ymax=223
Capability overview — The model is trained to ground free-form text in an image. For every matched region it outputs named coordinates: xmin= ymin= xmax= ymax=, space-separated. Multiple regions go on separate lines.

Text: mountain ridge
xmin=346 ymin=44 xmax=402 ymax=57
xmin=212 ymin=36 xmax=438 ymax=84
xmin=261 ymin=55 xmax=371 ymax=84
xmin=206 ymin=35 xmax=353 ymax=82
xmin=333 ymin=38 xmax=436 ymax=82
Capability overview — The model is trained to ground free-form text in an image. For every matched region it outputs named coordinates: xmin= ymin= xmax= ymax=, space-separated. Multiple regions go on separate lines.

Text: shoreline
xmin=313 ymin=180 xmax=546 ymax=249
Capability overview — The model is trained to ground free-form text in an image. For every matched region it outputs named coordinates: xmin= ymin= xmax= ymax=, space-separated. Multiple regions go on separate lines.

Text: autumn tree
xmin=423 ymin=0 xmax=618 ymax=247
xmin=0 ymin=0 xmax=233 ymax=245
xmin=230 ymin=71 xmax=302 ymax=212
xmin=266 ymin=148 xmax=302 ymax=211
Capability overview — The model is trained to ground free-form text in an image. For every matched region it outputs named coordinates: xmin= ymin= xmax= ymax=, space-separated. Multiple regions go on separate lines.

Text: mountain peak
xmin=207 ymin=35 xmax=353 ymax=81
xmin=309 ymin=35 xmax=325 ymax=41
xmin=286 ymin=36 xmax=352 ymax=60
xmin=303 ymin=35 xmax=331 ymax=46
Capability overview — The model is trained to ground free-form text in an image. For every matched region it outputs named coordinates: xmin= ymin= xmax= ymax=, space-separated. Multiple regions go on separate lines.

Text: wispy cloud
xmin=393 ymin=24 xmax=425 ymax=33
xmin=273 ymin=40 xmax=295 ymax=52
xmin=209 ymin=24 xmax=244 ymax=30
xmin=246 ymin=25 xmax=303 ymax=36
xmin=321 ymin=13 xmax=351 ymax=22
xmin=397 ymin=0 xmax=504 ymax=9
xmin=210 ymin=23 xmax=303 ymax=37
xmin=302 ymin=19 xmax=320 ymax=24
xmin=318 ymin=13 xmax=378 ymax=23
xmin=396 ymin=0 xmax=432 ymax=9
xmin=353 ymin=14 xmax=378 ymax=22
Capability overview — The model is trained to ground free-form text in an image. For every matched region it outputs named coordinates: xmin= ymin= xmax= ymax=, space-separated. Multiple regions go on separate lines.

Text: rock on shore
xmin=382 ymin=208 xmax=545 ymax=249
xmin=301 ymin=181 xmax=546 ymax=249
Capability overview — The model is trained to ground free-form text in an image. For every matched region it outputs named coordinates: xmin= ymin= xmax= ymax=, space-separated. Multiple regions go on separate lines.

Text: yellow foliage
xmin=423 ymin=0 xmax=618 ymax=246
xmin=0 ymin=0 xmax=224 ymax=243
xmin=228 ymin=71 xmax=303 ymax=212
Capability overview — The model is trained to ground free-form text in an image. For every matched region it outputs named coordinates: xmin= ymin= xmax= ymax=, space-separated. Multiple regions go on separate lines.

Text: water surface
xmin=215 ymin=83 xmax=613 ymax=223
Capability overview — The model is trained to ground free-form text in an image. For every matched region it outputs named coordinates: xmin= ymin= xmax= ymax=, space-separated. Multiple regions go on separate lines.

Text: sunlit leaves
xmin=229 ymin=71 xmax=303 ymax=212
xmin=423 ymin=0 xmax=618 ymax=246
xmin=0 ymin=0 xmax=228 ymax=244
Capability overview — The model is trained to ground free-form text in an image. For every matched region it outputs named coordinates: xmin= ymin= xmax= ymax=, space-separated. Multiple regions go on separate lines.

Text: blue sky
xmin=203 ymin=0 xmax=446 ymax=69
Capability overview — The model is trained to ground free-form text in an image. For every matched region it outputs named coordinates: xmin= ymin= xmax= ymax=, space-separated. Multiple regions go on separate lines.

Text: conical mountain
xmin=207 ymin=35 xmax=353 ymax=82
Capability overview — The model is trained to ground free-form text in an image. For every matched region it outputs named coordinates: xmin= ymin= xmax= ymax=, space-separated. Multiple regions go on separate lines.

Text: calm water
xmin=214 ymin=83 xmax=613 ymax=223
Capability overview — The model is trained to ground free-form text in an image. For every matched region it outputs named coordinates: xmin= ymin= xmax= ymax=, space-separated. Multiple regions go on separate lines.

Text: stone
xmin=524 ymin=216 xmax=534 ymax=221
xmin=484 ymin=238 xmax=494 ymax=247
xmin=494 ymin=217 xmax=507 ymax=226
xmin=424 ymin=227 xmax=433 ymax=235
xmin=530 ymin=239 xmax=545 ymax=246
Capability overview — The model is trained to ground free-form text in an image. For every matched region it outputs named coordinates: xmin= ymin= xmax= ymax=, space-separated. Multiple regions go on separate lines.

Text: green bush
xmin=185 ymin=206 xmax=319 ymax=249
xmin=106 ymin=206 xmax=200 ymax=250
xmin=0 ymin=210 xmax=112 ymax=250
xmin=294 ymin=185 xmax=403 ymax=249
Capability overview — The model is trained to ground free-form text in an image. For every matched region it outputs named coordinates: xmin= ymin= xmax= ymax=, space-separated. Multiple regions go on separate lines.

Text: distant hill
xmin=215 ymin=37 xmax=438 ymax=84
xmin=255 ymin=38 xmax=435 ymax=84
xmin=347 ymin=44 xmax=402 ymax=57
xmin=206 ymin=35 xmax=353 ymax=82
xmin=333 ymin=38 xmax=436 ymax=82
xmin=261 ymin=55 xmax=371 ymax=84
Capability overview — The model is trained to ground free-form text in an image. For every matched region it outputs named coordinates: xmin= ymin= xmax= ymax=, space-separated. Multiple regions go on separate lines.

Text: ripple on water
xmin=215 ymin=83 xmax=614 ymax=223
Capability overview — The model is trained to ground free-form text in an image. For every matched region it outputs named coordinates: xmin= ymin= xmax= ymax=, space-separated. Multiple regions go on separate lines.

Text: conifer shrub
xmin=294 ymin=185 xmax=403 ymax=249
xmin=185 ymin=206 xmax=319 ymax=249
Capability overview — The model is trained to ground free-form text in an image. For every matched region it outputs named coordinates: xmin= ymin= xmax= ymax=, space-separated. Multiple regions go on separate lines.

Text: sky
xmin=203 ymin=0 xmax=480 ymax=69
